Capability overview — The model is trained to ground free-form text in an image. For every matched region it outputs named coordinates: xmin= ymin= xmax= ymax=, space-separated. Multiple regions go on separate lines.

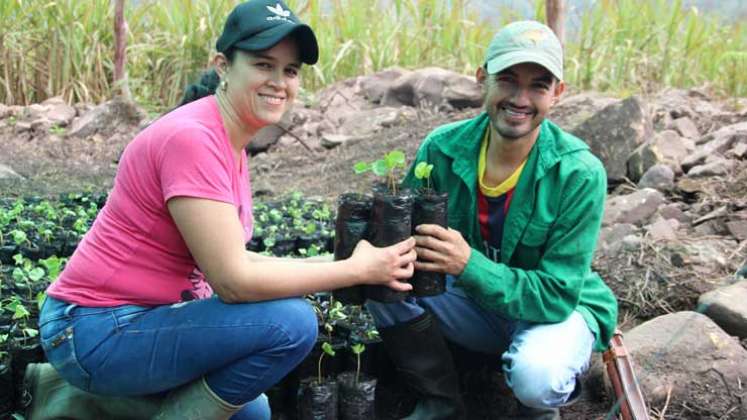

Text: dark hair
xmin=178 ymin=48 xmax=237 ymax=107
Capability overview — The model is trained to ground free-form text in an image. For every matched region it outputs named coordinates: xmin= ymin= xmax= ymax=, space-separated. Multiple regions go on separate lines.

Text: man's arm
xmin=415 ymin=161 xmax=606 ymax=325
xmin=456 ymin=165 xmax=606 ymax=324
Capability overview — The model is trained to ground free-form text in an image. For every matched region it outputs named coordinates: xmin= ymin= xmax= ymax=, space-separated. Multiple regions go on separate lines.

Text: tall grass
xmin=0 ymin=0 xmax=745 ymax=111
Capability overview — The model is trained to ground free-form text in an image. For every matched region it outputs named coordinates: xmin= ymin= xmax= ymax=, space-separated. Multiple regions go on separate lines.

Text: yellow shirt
xmin=478 ymin=129 xmax=526 ymax=197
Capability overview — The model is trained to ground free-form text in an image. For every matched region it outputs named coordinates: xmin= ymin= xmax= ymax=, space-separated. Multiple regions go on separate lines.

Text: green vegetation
xmin=354 ymin=150 xmax=407 ymax=194
xmin=0 ymin=0 xmax=744 ymax=111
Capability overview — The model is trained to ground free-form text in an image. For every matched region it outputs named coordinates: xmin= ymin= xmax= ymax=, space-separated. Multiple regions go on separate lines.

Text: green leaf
xmin=29 ymin=267 xmax=45 ymax=282
xmin=12 ymin=304 xmax=30 ymax=320
xmin=23 ymin=328 xmax=39 ymax=338
xmin=321 ymin=341 xmax=336 ymax=357
xmin=353 ymin=161 xmax=371 ymax=174
xmin=371 ymin=159 xmax=389 ymax=177
xmin=414 ymin=161 xmax=429 ymax=179
xmin=424 ymin=164 xmax=434 ymax=179
xmin=385 ymin=150 xmax=406 ymax=168
xmin=304 ymin=222 xmax=317 ymax=235
xmin=351 ymin=343 xmax=365 ymax=354
xmin=12 ymin=268 xmax=26 ymax=282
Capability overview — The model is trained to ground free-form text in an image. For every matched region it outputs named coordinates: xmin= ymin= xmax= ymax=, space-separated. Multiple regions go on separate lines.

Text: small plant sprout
xmin=354 ymin=150 xmax=407 ymax=194
xmin=414 ymin=161 xmax=435 ymax=192
xmin=351 ymin=343 xmax=365 ymax=385
xmin=318 ymin=341 xmax=336 ymax=384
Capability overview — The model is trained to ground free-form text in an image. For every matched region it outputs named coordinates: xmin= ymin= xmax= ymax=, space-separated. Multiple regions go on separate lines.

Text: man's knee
xmin=506 ymin=354 xmax=579 ymax=408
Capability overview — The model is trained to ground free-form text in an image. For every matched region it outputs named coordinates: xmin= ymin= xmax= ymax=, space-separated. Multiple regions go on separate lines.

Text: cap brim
xmin=233 ymin=23 xmax=319 ymax=65
xmin=486 ymin=50 xmax=562 ymax=80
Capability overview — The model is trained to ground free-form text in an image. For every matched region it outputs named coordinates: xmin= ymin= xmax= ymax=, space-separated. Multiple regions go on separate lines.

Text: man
xmin=366 ymin=21 xmax=618 ymax=420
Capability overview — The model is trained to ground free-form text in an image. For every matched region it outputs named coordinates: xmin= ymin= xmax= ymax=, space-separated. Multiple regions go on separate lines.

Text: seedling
xmin=354 ymin=150 xmax=407 ymax=194
xmin=351 ymin=343 xmax=365 ymax=386
xmin=318 ymin=341 xmax=336 ymax=384
xmin=414 ymin=161 xmax=435 ymax=192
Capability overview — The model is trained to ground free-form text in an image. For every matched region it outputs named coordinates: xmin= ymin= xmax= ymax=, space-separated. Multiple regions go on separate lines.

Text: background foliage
xmin=0 ymin=0 xmax=745 ymax=111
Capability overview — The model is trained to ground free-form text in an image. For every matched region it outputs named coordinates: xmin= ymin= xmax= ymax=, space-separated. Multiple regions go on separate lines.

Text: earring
xmin=220 ymin=79 xmax=228 ymax=92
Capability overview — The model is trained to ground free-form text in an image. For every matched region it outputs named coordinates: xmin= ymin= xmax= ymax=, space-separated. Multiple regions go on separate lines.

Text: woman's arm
xmin=169 ymin=197 xmax=414 ymax=303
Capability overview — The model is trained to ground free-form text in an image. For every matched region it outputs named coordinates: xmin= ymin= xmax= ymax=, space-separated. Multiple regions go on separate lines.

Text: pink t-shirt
xmin=48 ymin=96 xmax=253 ymax=306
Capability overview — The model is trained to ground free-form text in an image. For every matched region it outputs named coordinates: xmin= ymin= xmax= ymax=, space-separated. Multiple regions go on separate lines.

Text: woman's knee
xmin=272 ymin=298 xmax=318 ymax=355
xmin=231 ymin=393 xmax=271 ymax=420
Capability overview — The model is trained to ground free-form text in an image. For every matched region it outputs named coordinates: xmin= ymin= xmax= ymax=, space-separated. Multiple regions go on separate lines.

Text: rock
xmin=670 ymin=116 xmax=699 ymax=139
xmin=69 ymin=97 xmax=145 ymax=138
xmin=339 ymin=107 xmax=415 ymax=137
xmin=42 ymin=96 xmax=77 ymax=127
xmin=652 ymin=88 xmax=726 ymax=134
xmin=14 ymin=121 xmax=32 ymax=134
xmin=682 ymin=238 xmax=738 ymax=275
xmin=30 ymin=118 xmax=53 ymax=132
xmin=681 ymin=121 xmax=747 ymax=171
xmin=637 ymin=164 xmax=675 ymax=191
xmin=621 ymin=234 xmax=643 ymax=251
xmin=624 ymin=311 xmax=747 ymax=417
xmin=726 ymin=220 xmax=747 ymax=241
xmin=656 ymin=203 xmax=692 ymax=224
xmin=698 ymin=282 xmax=747 ymax=338
xmin=728 ymin=142 xmax=747 ymax=159
xmin=626 ymin=142 xmax=660 ymax=182
xmin=603 ymin=188 xmax=665 ymax=226
xmin=572 ymin=96 xmax=653 ymax=182
xmin=360 ymin=67 xmax=410 ymax=104
xmin=382 ymin=67 xmax=482 ymax=109
xmin=24 ymin=103 xmax=47 ymax=121
xmin=647 ymin=217 xmax=679 ymax=242
xmin=320 ymin=133 xmax=363 ymax=149
xmin=627 ymin=130 xmax=697 ymax=180
xmin=547 ymin=92 xmax=617 ymax=132
xmin=0 ymin=164 xmax=24 ymax=180
xmin=687 ymin=158 xmax=738 ymax=177
xmin=597 ymin=223 xmax=638 ymax=254
xmin=316 ymin=76 xmax=371 ymax=125
xmin=248 ymin=124 xmax=286 ymax=155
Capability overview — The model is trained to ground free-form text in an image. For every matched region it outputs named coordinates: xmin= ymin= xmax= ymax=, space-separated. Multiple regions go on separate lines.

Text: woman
xmin=26 ymin=1 xmax=416 ymax=419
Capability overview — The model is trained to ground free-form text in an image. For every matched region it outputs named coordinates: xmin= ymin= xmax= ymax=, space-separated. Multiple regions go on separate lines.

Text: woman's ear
xmin=212 ymin=53 xmax=230 ymax=78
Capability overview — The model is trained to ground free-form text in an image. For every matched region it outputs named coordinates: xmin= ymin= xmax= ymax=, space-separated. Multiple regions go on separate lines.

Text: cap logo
xmin=267 ymin=3 xmax=292 ymax=21
xmin=520 ymin=29 xmax=548 ymax=46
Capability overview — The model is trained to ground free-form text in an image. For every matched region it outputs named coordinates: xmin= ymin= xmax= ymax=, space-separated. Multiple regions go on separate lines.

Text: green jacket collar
xmin=430 ymin=113 xmax=590 ymax=262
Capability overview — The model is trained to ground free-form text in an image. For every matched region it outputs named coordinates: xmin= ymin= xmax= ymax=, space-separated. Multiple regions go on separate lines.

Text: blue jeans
xmin=366 ymin=276 xmax=594 ymax=409
xmin=39 ymin=295 xmax=319 ymax=419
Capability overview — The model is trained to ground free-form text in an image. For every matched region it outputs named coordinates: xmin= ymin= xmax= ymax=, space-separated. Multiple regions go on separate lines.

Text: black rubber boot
xmin=378 ymin=311 xmax=465 ymax=420
xmin=514 ymin=404 xmax=560 ymax=420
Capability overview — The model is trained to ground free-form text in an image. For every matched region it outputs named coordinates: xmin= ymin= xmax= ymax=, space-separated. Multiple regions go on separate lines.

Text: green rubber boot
xmin=24 ymin=363 xmax=162 ymax=420
xmin=153 ymin=376 xmax=245 ymax=420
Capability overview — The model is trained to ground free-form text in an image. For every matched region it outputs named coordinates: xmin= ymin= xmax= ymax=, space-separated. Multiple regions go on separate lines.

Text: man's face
xmin=477 ymin=62 xmax=565 ymax=142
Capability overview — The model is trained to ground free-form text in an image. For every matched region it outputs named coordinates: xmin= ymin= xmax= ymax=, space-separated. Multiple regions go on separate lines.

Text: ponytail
xmin=177 ymin=48 xmax=237 ymax=107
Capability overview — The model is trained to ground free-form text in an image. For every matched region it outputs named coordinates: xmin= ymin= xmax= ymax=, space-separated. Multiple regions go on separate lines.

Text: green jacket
xmin=403 ymin=113 xmax=618 ymax=352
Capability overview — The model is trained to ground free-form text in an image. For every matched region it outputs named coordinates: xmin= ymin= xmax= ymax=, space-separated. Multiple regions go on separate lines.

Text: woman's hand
xmin=349 ymin=237 xmax=416 ymax=291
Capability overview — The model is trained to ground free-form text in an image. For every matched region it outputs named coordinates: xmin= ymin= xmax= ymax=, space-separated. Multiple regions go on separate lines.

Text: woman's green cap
xmin=485 ymin=20 xmax=563 ymax=80
xmin=216 ymin=0 xmax=319 ymax=65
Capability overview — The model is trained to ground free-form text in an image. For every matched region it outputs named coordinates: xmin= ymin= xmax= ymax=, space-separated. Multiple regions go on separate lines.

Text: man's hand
xmin=413 ymin=224 xmax=471 ymax=276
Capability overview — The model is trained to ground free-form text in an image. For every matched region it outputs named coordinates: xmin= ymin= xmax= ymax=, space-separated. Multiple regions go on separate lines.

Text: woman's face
xmin=223 ymin=38 xmax=301 ymax=130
